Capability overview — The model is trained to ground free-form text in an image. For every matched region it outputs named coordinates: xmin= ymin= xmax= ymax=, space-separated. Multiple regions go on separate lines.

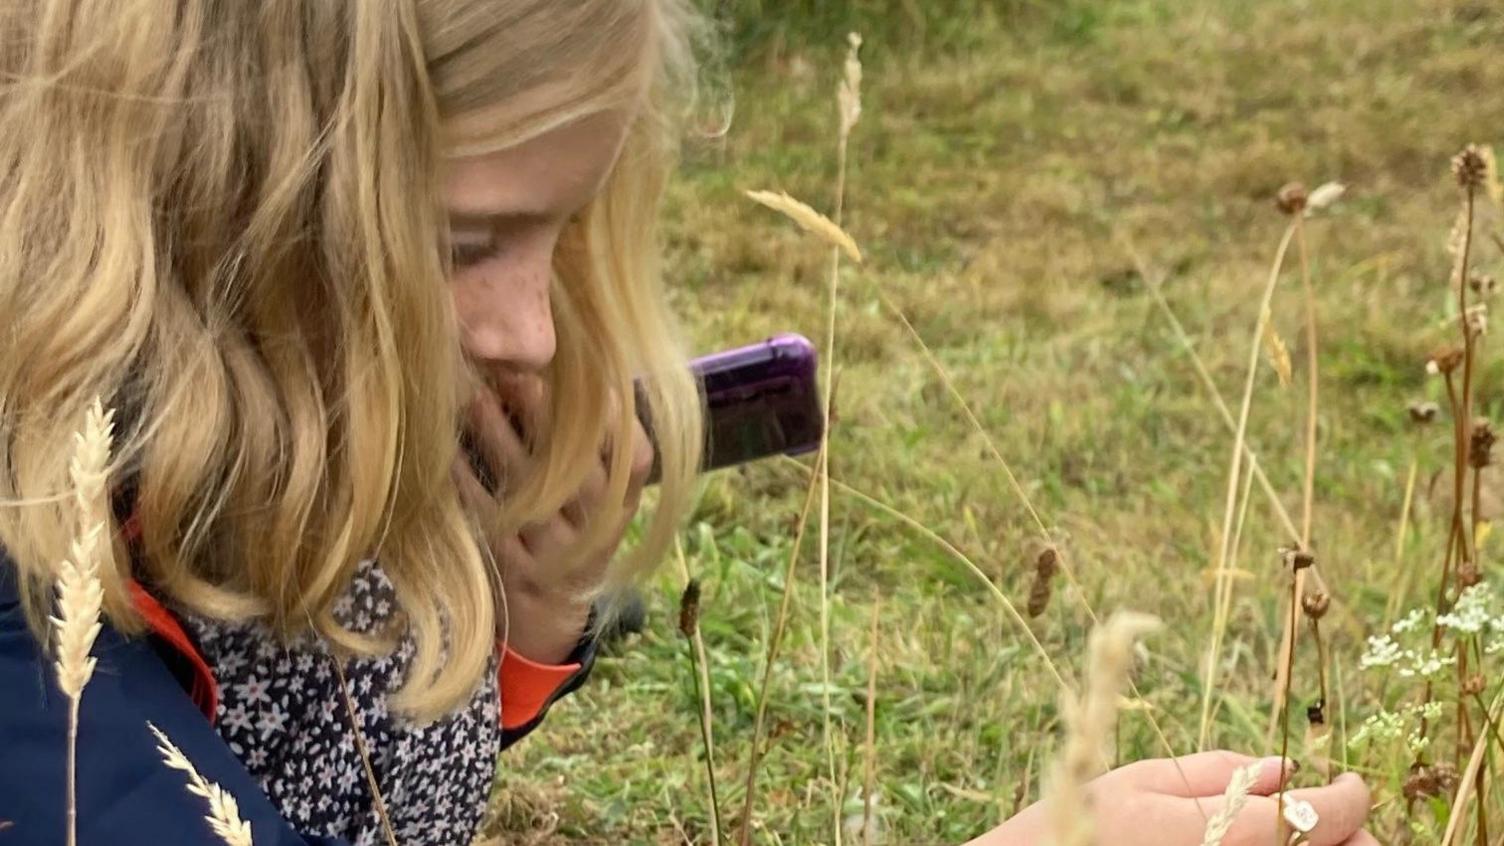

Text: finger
xmin=520 ymin=516 xmax=579 ymax=566
xmin=1337 ymin=831 xmax=1380 ymax=846
xmin=563 ymin=462 xmax=610 ymax=528
xmin=1118 ymin=751 xmax=1282 ymax=798
xmin=491 ymin=372 xmax=550 ymax=440
xmin=468 ymin=388 xmax=531 ymax=486
xmin=627 ymin=414 xmax=655 ymax=491
xmin=1220 ymin=773 xmax=1372 ymax=846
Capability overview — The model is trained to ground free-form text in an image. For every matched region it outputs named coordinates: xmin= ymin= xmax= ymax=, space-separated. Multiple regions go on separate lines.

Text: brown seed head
xmin=1470 ymin=418 xmax=1496 ymax=469
xmin=1301 ymin=592 xmax=1331 ymax=620
xmin=1405 ymin=764 xmax=1460 ymax=801
xmin=1428 ymin=346 xmax=1465 ymax=376
xmin=1282 ymin=547 xmax=1316 ymax=571
xmin=1027 ymin=546 xmax=1060 ymax=619
xmin=1471 ymin=275 xmax=1497 ymax=297
xmin=1276 ymin=182 xmax=1309 ymax=216
xmin=1306 ymin=699 xmax=1326 ymax=727
xmin=1454 ymin=144 xmax=1489 ymax=190
xmin=1459 ymin=561 xmax=1483 ymax=589
xmin=1462 ymin=674 xmax=1486 ymax=697
xmin=1408 ymin=401 xmax=1441 ymax=425
xmin=678 ymin=579 xmax=702 ymax=638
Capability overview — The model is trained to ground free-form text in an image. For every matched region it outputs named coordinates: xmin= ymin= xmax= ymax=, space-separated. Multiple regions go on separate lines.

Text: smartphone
xmin=691 ymin=333 xmax=824 ymax=474
xmin=465 ymin=334 xmax=823 ymax=489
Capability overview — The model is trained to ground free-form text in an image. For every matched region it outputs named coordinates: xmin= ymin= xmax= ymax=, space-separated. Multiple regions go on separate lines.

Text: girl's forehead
xmin=442 ymin=108 xmax=632 ymax=220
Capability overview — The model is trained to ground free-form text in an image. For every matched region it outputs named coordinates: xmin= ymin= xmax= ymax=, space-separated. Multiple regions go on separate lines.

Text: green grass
xmin=487 ymin=1 xmax=1504 ymax=843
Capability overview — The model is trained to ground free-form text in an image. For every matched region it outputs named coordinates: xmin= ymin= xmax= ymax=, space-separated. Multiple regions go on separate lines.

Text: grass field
xmin=487 ymin=1 xmax=1504 ymax=843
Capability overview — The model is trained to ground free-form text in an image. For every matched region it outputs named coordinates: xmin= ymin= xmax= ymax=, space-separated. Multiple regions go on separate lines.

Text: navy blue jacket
xmin=0 ymin=552 xmax=347 ymax=844
xmin=0 ymin=549 xmax=596 ymax=845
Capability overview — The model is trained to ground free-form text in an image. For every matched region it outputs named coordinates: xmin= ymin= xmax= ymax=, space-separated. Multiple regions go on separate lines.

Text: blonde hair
xmin=0 ymin=0 xmax=706 ymax=720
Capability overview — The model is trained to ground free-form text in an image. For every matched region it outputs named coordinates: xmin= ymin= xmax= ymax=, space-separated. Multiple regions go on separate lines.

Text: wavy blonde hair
xmin=0 ymin=0 xmax=705 ymax=719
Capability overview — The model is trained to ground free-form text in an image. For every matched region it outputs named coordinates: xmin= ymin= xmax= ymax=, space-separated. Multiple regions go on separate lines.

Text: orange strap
xmin=498 ymin=645 xmax=582 ymax=731
xmin=128 ymin=581 xmax=220 ymax=722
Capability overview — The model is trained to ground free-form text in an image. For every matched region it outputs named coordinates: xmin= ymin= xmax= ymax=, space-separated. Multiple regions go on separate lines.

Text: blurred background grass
xmin=487 ymin=1 xmax=1504 ymax=842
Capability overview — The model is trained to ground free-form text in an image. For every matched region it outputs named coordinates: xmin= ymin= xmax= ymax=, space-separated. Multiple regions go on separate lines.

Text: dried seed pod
xmin=1407 ymin=762 xmax=1462 ymax=801
xmin=1027 ymin=545 xmax=1060 ymax=618
xmin=1306 ymin=699 xmax=1326 ymax=727
xmin=1458 ymin=561 xmax=1483 ymax=589
xmin=1276 ymin=182 xmax=1309 ymax=216
xmin=1409 ymin=401 xmax=1441 ymax=425
xmin=1462 ymin=674 xmax=1486 ymax=697
xmin=1301 ymin=592 xmax=1331 ymax=620
xmin=1454 ymin=144 xmax=1489 ymax=190
xmin=1428 ymin=346 xmax=1465 ymax=376
xmin=678 ymin=579 xmax=702 ymax=637
xmin=1470 ymin=418 xmax=1496 ymax=468
xmin=1281 ymin=547 xmax=1316 ymax=571
xmin=1470 ymin=274 xmax=1496 ymax=297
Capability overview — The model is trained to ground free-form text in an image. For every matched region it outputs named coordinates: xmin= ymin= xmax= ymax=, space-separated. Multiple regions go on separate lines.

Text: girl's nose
xmin=453 ymin=254 xmax=558 ymax=373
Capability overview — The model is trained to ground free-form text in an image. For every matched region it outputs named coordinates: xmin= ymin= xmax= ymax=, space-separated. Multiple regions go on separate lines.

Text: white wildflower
xmin=1400 ymin=649 xmax=1457 ymax=679
xmin=1349 ymin=711 xmax=1405 ymax=748
xmin=1439 ymin=584 xmax=1494 ymax=634
xmin=1361 ymin=634 xmax=1404 ymax=669
xmin=1392 ymin=608 xmax=1428 ymax=634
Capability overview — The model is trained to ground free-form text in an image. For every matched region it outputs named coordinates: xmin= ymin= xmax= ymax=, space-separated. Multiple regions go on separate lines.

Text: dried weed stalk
xmin=147 ymin=722 xmax=254 ymax=846
xmin=51 ymin=399 xmax=114 ymax=846
xmin=1046 ymin=612 xmax=1160 ymax=846
xmin=1199 ymin=761 xmax=1263 ymax=846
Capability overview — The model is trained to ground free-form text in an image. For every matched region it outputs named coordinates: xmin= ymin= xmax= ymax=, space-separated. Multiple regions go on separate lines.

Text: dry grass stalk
xmin=1441 ymin=684 xmax=1504 ymax=846
xmin=862 ymin=596 xmax=881 ymax=846
xmin=780 ymin=456 xmax=1072 ymax=695
xmin=814 ymin=32 xmax=863 ymax=845
xmin=1046 ymin=612 xmax=1161 ymax=846
xmin=674 ymin=540 xmax=723 ymax=846
xmin=1200 ymin=219 xmax=1298 ymax=751
xmin=737 ymin=478 xmax=819 ymax=846
xmin=1199 ymin=761 xmax=1263 ymax=846
xmin=51 ymin=398 xmax=114 ymax=846
xmin=743 ymin=190 xmax=863 ymax=265
xmin=147 ymin=722 xmax=254 ymax=846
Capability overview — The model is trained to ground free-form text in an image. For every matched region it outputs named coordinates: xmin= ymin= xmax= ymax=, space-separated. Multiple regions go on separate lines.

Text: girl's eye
xmin=450 ymin=237 xmax=498 ymax=269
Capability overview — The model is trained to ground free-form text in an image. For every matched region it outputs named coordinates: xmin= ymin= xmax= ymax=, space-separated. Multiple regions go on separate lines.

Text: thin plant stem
xmin=330 ymin=657 xmax=398 ymax=846
xmin=862 ymin=597 xmax=880 ymax=846
xmin=1443 ymin=683 xmax=1504 ymax=846
xmin=675 ymin=543 xmax=723 ymax=846
xmin=1122 ymin=236 xmax=1306 ymax=548
xmin=738 ymin=477 xmax=820 ymax=846
xmin=66 ymin=698 xmax=79 ymax=846
xmin=1203 ymin=220 xmax=1298 ymax=751
xmin=1384 ymin=449 xmax=1421 ymax=627
xmin=1277 ymin=568 xmax=1301 ymax=841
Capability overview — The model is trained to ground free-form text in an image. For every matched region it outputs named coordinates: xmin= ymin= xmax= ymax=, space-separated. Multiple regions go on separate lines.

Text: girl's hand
xmin=971 ymin=752 xmax=1377 ymax=846
xmin=457 ymin=373 xmax=654 ymax=663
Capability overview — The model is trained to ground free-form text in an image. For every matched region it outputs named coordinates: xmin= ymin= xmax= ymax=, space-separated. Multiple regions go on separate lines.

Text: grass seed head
xmin=1453 ymin=144 xmax=1489 ymax=190
xmin=1302 ymin=591 xmax=1331 ymax=620
xmin=1469 ymin=418 xmax=1496 ymax=468
xmin=678 ymin=578 xmax=702 ymax=638
xmin=1409 ymin=401 xmax=1441 ymax=425
xmin=1427 ymin=346 xmax=1465 ymax=376
xmin=1276 ymin=182 xmax=1309 ymax=215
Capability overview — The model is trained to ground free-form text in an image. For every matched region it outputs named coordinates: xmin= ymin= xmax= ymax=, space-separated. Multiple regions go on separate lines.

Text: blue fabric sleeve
xmin=0 ymin=554 xmax=346 ymax=846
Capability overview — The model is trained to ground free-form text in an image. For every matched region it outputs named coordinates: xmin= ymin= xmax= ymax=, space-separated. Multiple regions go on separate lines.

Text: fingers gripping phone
xmin=465 ymin=333 xmax=824 ymax=487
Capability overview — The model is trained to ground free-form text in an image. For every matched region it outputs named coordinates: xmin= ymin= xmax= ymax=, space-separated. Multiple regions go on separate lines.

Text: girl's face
xmin=442 ymin=108 xmax=632 ymax=373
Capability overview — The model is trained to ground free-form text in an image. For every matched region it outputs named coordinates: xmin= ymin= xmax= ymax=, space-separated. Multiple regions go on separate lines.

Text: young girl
xmin=0 ymin=2 xmax=1376 ymax=844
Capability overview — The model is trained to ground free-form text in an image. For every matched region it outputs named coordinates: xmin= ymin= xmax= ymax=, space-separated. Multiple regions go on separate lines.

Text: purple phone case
xmin=693 ymin=333 xmax=823 ymax=472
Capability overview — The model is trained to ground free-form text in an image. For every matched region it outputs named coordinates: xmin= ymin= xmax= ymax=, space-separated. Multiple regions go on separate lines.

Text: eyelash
xmin=450 ymin=238 xmax=500 ymax=269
